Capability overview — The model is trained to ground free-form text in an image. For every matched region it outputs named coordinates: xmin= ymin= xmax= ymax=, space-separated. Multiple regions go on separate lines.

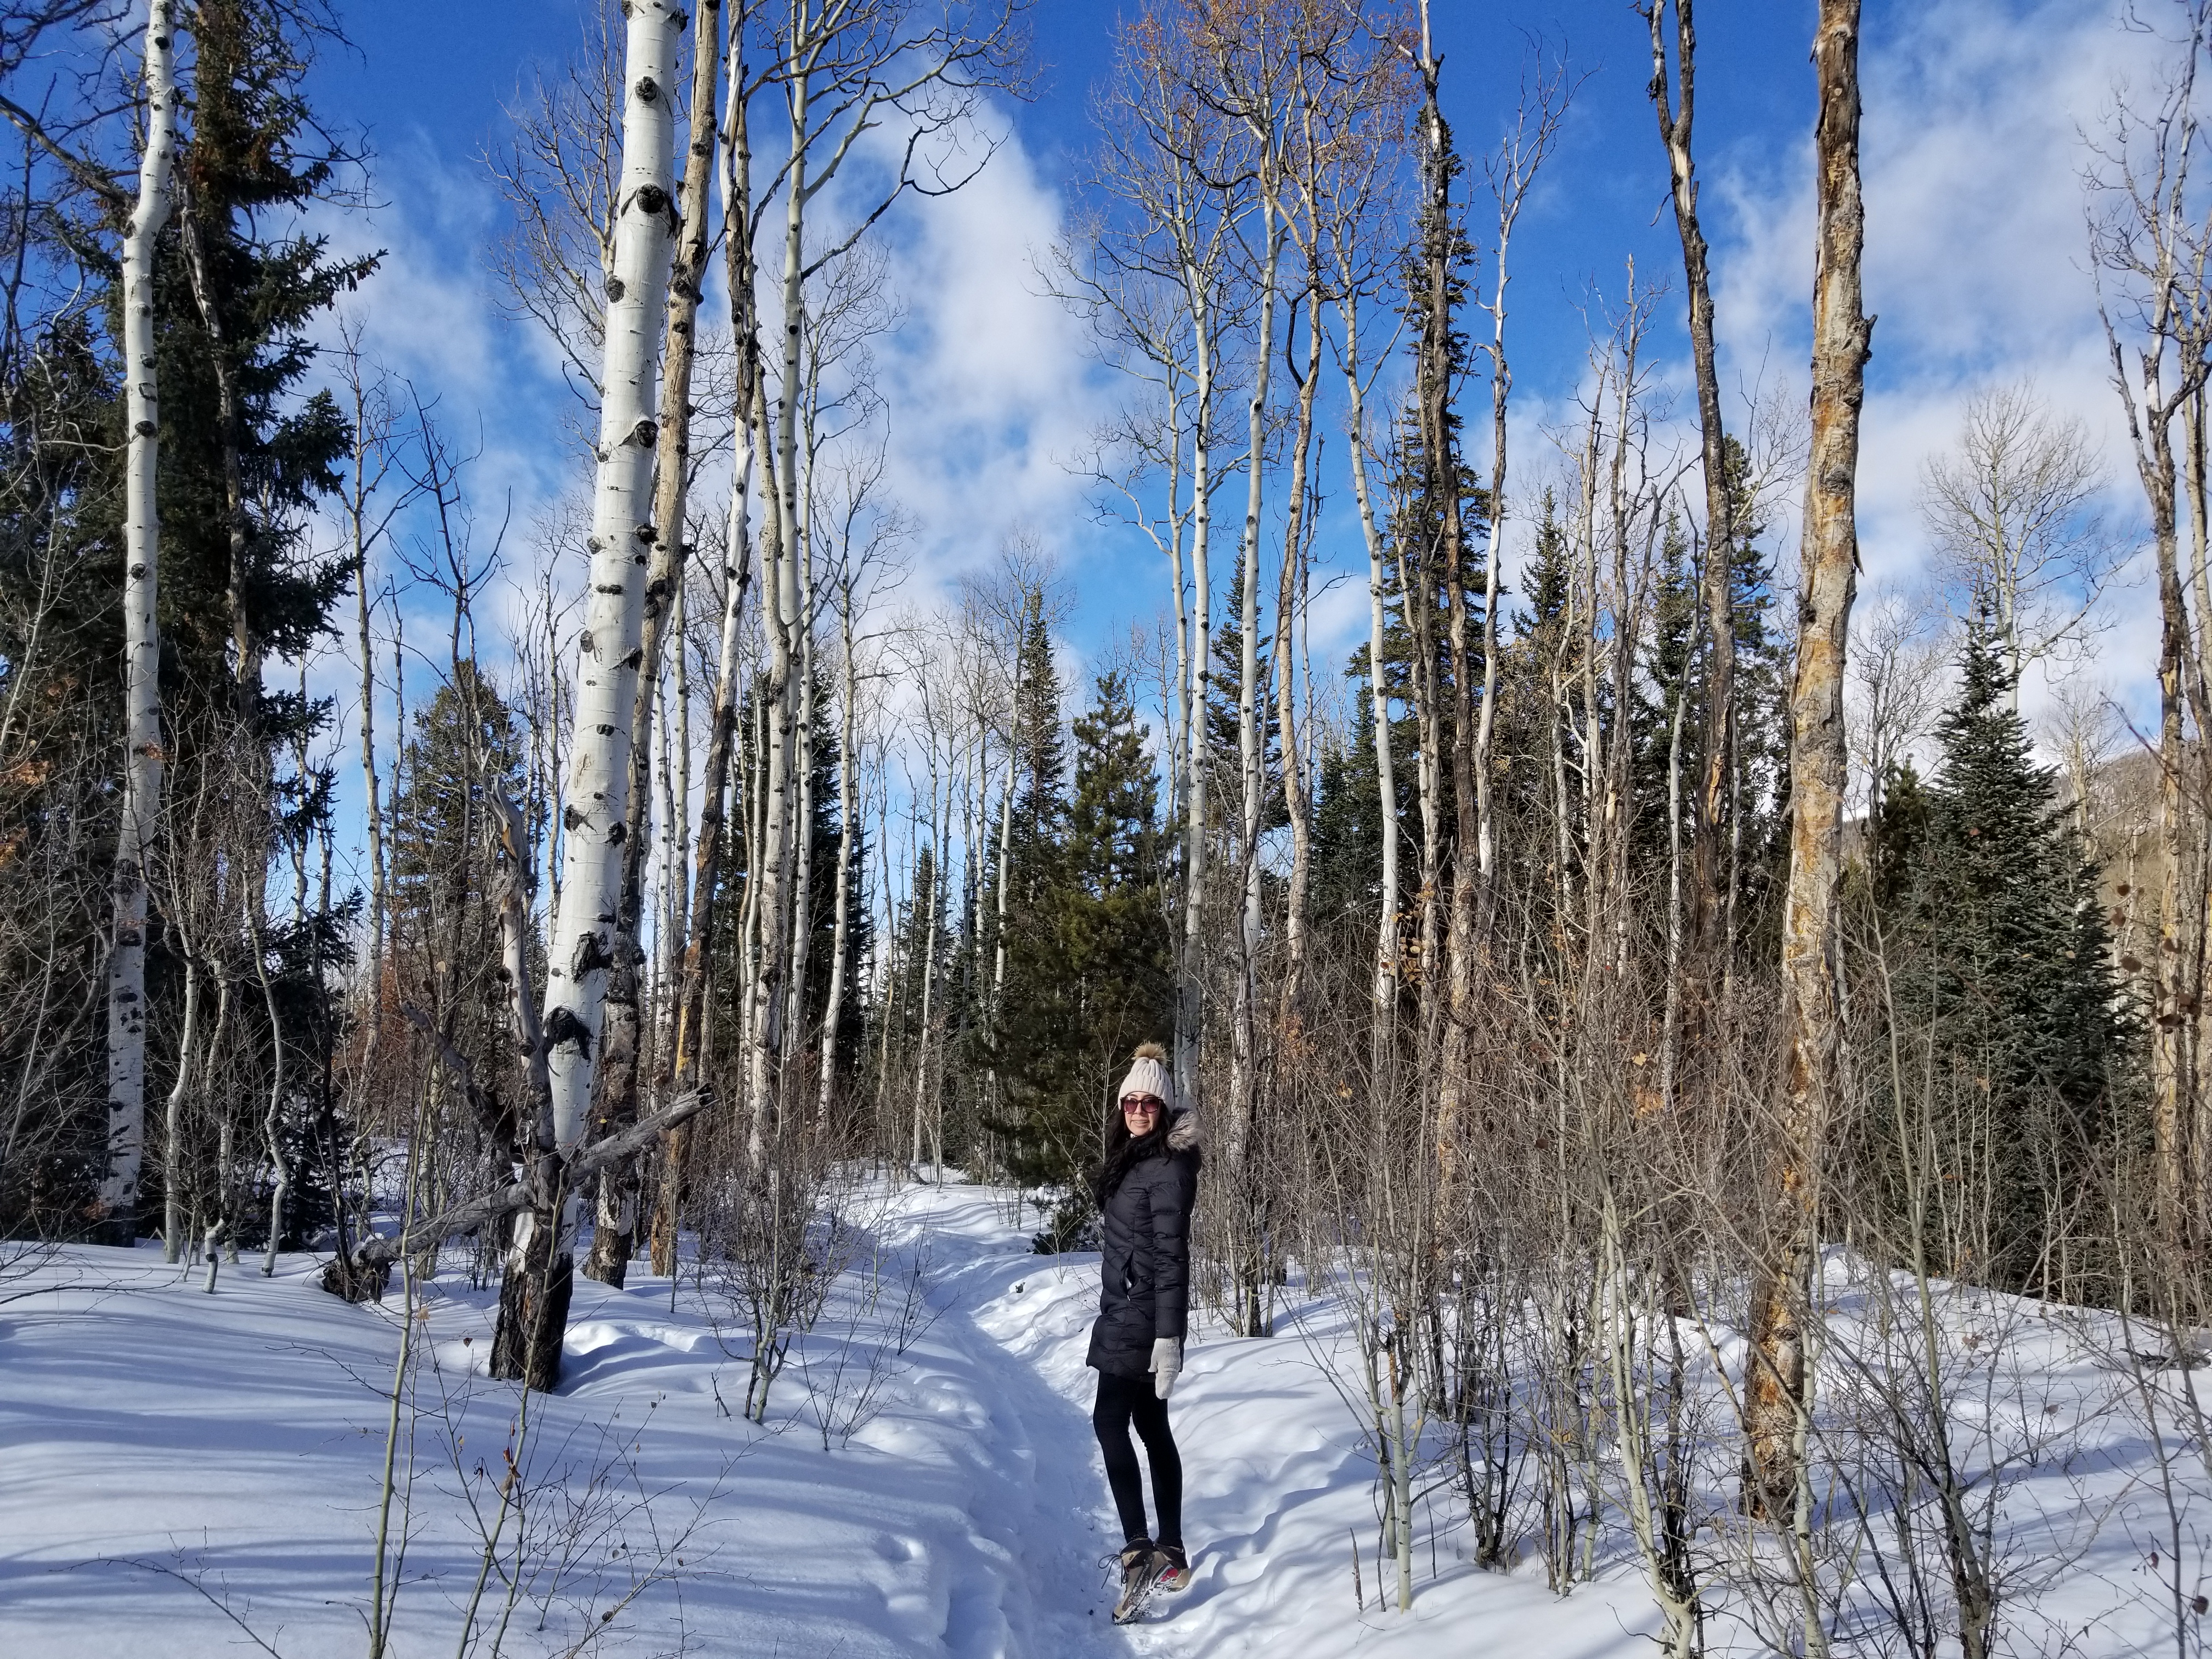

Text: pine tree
xmin=994 ymin=666 xmax=1173 ymax=1228
xmin=1871 ymin=622 xmax=2134 ymax=1291
xmin=159 ymin=0 xmax=370 ymax=732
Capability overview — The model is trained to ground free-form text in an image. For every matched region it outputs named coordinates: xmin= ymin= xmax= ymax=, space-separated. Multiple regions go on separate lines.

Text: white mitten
xmin=1149 ymin=1336 xmax=1183 ymax=1400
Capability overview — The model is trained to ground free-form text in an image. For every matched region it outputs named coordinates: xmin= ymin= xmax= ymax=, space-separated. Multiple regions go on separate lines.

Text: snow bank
xmin=0 ymin=1180 xmax=2196 ymax=1655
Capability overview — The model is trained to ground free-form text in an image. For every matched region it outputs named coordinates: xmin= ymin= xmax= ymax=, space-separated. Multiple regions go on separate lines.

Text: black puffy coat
xmin=1085 ymin=1113 xmax=1203 ymax=1380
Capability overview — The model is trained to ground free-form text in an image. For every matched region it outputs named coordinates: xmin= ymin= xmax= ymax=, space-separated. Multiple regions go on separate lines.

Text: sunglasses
xmin=1121 ymin=1096 xmax=1165 ymax=1114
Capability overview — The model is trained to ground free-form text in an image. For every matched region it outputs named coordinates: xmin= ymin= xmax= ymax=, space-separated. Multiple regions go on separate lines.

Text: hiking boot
xmin=1154 ymin=1543 xmax=1192 ymax=1593
xmin=1113 ymin=1539 xmax=1160 ymax=1624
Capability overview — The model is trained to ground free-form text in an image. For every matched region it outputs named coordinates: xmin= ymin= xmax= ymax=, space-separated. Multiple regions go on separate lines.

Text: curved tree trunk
xmin=102 ymin=0 xmax=183 ymax=1244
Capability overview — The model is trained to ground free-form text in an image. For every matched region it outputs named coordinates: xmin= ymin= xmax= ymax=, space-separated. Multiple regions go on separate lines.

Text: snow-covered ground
xmin=0 ymin=1177 xmax=2197 ymax=1656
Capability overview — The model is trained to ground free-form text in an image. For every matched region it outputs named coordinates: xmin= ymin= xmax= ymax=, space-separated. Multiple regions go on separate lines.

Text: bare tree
xmin=582 ymin=0 xmax=723 ymax=1291
xmin=2086 ymin=0 xmax=2212 ymax=1250
xmin=100 ymin=0 xmax=182 ymax=1241
xmin=1920 ymin=381 xmax=2128 ymax=706
xmin=499 ymin=0 xmax=684 ymax=1386
xmin=1644 ymin=0 xmax=1741 ymax=962
xmin=1750 ymin=0 xmax=1872 ymax=1523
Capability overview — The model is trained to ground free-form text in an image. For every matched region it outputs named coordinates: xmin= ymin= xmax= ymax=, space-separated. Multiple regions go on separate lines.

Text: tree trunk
xmin=1176 ymin=285 xmax=1217 ymax=1119
xmin=583 ymin=0 xmax=718 ymax=1290
xmin=102 ymin=0 xmax=182 ymax=1244
xmin=249 ymin=889 xmax=287 ymax=1274
xmin=817 ymin=577 xmax=861 ymax=1130
xmin=505 ymin=0 xmax=682 ymax=1380
xmin=651 ymin=45 xmax=759 ymax=1275
xmin=1274 ymin=283 xmax=1321 ymax=1041
xmin=1229 ymin=184 xmax=1282 ymax=1335
xmin=1342 ymin=309 xmax=1401 ymax=1076
xmin=1747 ymin=0 xmax=1869 ymax=1520
xmin=1647 ymin=0 xmax=1738 ymax=962
xmin=1413 ymin=3 xmax=1477 ymax=1209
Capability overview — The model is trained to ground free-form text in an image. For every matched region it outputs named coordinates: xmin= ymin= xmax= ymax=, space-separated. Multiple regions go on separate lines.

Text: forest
xmin=3 ymin=0 xmax=2211 ymax=1655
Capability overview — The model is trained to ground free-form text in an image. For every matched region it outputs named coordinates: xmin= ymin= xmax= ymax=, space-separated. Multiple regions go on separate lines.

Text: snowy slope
xmin=0 ymin=1177 xmax=2196 ymax=1656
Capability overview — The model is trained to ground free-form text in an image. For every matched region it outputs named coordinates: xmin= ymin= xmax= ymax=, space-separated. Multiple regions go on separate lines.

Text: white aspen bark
xmin=1230 ymin=189 xmax=1280 ymax=1187
xmin=249 ymin=893 xmax=286 ymax=1275
xmin=1341 ymin=309 xmax=1400 ymax=1058
xmin=747 ymin=352 xmax=795 ymax=1165
xmin=669 ymin=573 xmax=691 ymax=1000
xmin=783 ymin=405 xmax=820 ymax=1074
xmin=585 ymin=0 xmax=722 ymax=1290
xmin=874 ymin=776 xmax=899 ymax=1136
xmin=1274 ymin=285 xmax=1321 ymax=1034
xmin=911 ymin=721 xmax=944 ymax=1171
xmin=992 ymin=703 xmax=1014 ymax=1011
xmin=650 ymin=428 xmax=753 ymax=1276
xmin=160 ymin=948 xmax=200 ymax=1262
xmin=540 ymin=0 xmax=683 ymax=1171
xmin=103 ymin=0 xmax=182 ymax=1240
xmin=1176 ymin=285 xmax=1217 ymax=1115
xmin=741 ymin=685 xmax=768 ymax=1119
xmin=817 ymin=578 xmax=860 ymax=1127
xmin=348 ymin=388 xmax=389 ymax=1280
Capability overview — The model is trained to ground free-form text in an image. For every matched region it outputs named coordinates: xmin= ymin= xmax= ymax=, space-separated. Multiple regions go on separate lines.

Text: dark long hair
xmin=1089 ymin=1107 xmax=1170 ymax=1207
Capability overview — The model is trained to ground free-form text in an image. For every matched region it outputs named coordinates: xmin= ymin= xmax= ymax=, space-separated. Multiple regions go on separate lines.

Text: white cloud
xmin=1712 ymin=0 xmax=2169 ymax=743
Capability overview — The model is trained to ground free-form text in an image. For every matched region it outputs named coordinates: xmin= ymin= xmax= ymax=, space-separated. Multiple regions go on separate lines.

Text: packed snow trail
xmin=4 ymin=1173 xmax=2186 ymax=1656
xmin=0 ymin=1173 xmax=1657 ymax=1657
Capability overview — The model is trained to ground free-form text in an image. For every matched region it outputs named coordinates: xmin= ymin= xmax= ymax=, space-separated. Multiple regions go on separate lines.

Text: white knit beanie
xmin=1117 ymin=1043 xmax=1177 ymax=1115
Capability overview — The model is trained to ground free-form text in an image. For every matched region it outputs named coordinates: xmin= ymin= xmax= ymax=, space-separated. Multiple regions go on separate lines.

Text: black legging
xmin=1092 ymin=1370 xmax=1183 ymax=1549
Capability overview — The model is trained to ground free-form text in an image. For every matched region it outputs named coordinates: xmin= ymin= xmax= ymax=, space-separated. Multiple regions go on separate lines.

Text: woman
xmin=1085 ymin=1041 xmax=1203 ymax=1624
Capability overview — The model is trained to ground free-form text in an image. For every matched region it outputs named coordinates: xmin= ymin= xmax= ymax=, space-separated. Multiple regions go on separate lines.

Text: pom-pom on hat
xmin=1117 ymin=1041 xmax=1177 ymax=1115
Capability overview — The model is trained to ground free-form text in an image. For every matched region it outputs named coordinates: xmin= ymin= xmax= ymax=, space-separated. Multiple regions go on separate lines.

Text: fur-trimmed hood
xmin=1166 ymin=1110 xmax=1204 ymax=1153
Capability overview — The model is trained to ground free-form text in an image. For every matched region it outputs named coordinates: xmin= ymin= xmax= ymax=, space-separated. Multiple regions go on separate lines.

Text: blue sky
xmin=292 ymin=0 xmax=2169 ymax=819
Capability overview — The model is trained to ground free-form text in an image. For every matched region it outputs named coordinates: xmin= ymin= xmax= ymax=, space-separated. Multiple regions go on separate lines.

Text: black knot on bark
xmin=606 ymin=275 xmax=627 ymax=302
xmin=637 ymin=184 xmax=670 ymax=218
xmin=134 ymin=420 xmax=157 ymax=437
xmin=631 ymin=417 xmax=658 ymax=449
xmin=578 ymin=628 xmax=596 ymax=655
xmin=563 ymin=804 xmax=588 ymax=832
xmin=619 ymin=646 xmax=644 ymax=670
xmin=635 ymin=77 xmax=661 ymax=107
xmin=572 ymin=932 xmax=616 ymax=979
xmin=608 ymin=820 xmax=628 ymax=844
xmin=544 ymin=1006 xmax=593 ymax=1058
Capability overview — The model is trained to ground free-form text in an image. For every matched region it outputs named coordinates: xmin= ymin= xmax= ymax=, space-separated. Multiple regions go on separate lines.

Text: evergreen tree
xmin=994 ymin=664 xmax=1173 ymax=1230
xmin=1310 ymin=701 xmax=1385 ymax=929
xmin=387 ymin=662 xmax=531 ymax=1156
xmin=1869 ymin=622 xmax=2134 ymax=1291
xmin=159 ymin=0 xmax=371 ymax=732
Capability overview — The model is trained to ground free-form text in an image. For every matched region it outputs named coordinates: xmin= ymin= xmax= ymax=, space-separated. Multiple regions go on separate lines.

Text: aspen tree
xmin=741 ymin=0 xmax=1023 ymax=1163
xmin=1643 ymin=0 xmax=1739 ymax=958
xmin=583 ymin=0 xmax=720 ymax=1289
xmin=1747 ymin=0 xmax=1870 ymax=1521
xmin=102 ymin=0 xmax=183 ymax=1242
xmin=651 ymin=23 xmax=764 ymax=1273
xmin=1206 ymin=0 xmax=1289 ymax=1333
xmin=500 ymin=0 xmax=682 ymax=1384
xmin=1472 ymin=51 xmax=1574 ymax=932
xmin=2089 ymin=4 xmax=2212 ymax=1249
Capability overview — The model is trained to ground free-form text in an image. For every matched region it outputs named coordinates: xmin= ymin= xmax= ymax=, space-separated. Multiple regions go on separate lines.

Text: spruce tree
xmin=1871 ymin=622 xmax=2133 ymax=1291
